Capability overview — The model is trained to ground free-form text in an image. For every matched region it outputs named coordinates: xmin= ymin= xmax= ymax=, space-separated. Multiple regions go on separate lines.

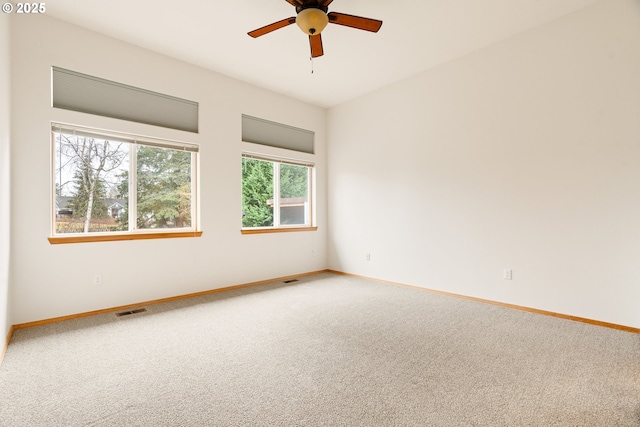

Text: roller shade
xmin=242 ymin=114 xmax=314 ymax=154
xmin=52 ymin=67 xmax=199 ymax=133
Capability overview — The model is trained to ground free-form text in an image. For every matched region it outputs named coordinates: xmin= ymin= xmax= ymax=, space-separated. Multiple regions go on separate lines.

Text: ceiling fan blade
xmin=248 ymin=17 xmax=296 ymax=38
xmin=309 ymin=34 xmax=324 ymax=58
xmin=327 ymin=12 xmax=383 ymax=33
xmin=318 ymin=0 xmax=334 ymax=7
xmin=284 ymin=0 xmax=303 ymax=6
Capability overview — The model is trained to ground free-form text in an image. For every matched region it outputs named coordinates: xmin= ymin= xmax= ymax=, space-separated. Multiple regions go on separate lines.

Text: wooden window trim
xmin=48 ymin=231 xmax=203 ymax=244
xmin=241 ymin=227 xmax=317 ymax=235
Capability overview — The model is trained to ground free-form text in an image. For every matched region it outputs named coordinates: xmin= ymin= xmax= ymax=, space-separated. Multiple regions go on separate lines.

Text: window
xmin=50 ymin=124 xmax=200 ymax=243
xmin=241 ymin=154 xmax=315 ymax=233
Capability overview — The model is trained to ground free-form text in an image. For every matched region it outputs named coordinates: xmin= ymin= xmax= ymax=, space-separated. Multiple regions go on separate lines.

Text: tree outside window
xmin=241 ymin=156 xmax=312 ymax=229
xmin=53 ymin=126 xmax=197 ymax=236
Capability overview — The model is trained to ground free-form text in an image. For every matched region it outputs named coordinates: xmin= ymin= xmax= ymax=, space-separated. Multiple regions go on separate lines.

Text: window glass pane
xmin=279 ymin=163 xmax=309 ymax=225
xmin=241 ymin=158 xmax=274 ymax=228
xmin=136 ymin=145 xmax=192 ymax=229
xmin=52 ymin=124 xmax=199 ymax=239
xmin=54 ymin=131 xmax=129 ymax=234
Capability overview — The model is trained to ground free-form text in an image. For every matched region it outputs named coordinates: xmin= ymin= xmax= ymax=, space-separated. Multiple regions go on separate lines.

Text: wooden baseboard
xmin=12 ymin=270 xmax=328 ymax=330
xmin=5 ymin=268 xmax=635 ymax=366
xmin=1 ymin=325 xmax=14 ymax=365
xmin=328 ymin=270 xmax=640 ymax=334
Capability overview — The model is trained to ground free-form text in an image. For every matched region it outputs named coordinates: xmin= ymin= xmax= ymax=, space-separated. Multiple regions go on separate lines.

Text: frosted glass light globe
xmin=296 ymin=8 xmax=329 ymax=35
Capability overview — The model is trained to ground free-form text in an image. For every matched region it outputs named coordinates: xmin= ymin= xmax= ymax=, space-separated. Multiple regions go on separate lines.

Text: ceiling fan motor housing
xmin=296 ymin=7 xmax=329 ymax=35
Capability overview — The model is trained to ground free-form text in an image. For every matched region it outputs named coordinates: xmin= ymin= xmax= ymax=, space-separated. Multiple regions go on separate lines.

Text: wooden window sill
xmin=241 ymin=227 xmax=317 ymax=235
xmin=48 ymin=231 xmax=203 ymax=244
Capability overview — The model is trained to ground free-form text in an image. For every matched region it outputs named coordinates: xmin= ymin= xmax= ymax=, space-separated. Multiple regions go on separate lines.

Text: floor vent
xmin=283 ymin=279 xmax=299 ymax=284
xmin=116 ymin=308 xmax=147 ymax=317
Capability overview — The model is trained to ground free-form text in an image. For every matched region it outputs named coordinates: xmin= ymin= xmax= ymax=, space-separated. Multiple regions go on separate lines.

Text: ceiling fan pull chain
xmin=310 ymin=56 xmax=314 ymax=74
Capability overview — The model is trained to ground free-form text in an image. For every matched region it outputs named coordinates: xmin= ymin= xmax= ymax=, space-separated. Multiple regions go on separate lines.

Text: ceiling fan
xmin=248 ymin=0 xmax=383 ymax=58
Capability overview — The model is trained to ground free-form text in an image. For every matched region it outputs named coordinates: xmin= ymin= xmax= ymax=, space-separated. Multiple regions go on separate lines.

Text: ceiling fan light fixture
xmin=296 ymin=8 xmax=329 ymax=35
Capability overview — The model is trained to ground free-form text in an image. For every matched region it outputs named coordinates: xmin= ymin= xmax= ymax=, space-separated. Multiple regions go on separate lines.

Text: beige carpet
xmin=1 ymin=272 xmax=639 ymax=426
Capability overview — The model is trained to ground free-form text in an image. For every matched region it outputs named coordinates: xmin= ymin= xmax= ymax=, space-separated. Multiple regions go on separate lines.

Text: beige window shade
xmin=52 ymin=67 xmax=199 ymax=133
xmin=242 ymin=114 xmax=314 ymax=154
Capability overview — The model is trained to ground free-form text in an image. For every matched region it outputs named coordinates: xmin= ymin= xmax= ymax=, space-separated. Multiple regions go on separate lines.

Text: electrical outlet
xmin=503 ymin=269 xmax=512 ymax=280
xmin=311 ymin=249 xmax=316 ymax=257
xmin=94 ymin=274 xmax=103 ymax=285
xmin=365 ymin=253 xmax=371 ymax=261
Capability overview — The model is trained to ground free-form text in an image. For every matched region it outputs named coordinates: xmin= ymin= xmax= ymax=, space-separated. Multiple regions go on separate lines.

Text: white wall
xmin=328 ymin=0 xmax=640 ymax=328
xmin=0 ymin=12 xmax=11 ymax=338
xmin=9 ymin=15 xmax=327 ymax=325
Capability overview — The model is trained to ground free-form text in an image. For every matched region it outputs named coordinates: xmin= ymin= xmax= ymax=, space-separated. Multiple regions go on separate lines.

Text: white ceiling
xmin=46 ymin=0 xmax=600 ymax=108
